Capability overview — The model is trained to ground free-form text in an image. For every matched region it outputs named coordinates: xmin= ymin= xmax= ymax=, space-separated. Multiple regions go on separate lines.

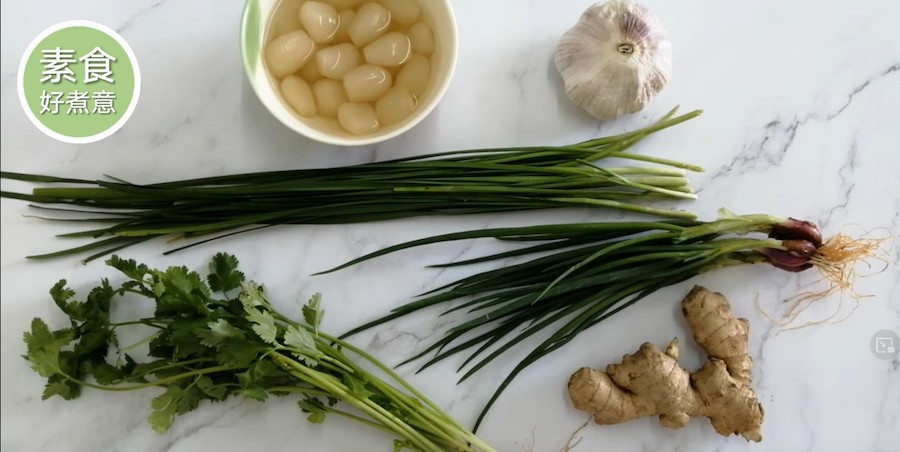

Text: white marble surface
xmin=2 ymin=0 xmax=899 ymax=451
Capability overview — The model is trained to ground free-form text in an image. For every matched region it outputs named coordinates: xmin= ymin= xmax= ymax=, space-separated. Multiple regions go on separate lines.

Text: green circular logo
xmin=17 ymin=21 xmax=140 ymax=144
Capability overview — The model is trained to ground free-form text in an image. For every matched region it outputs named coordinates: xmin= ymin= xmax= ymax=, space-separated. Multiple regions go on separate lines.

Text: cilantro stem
xmin=273 ymin=315 xmax=489 ymax=448
xmin=126 ymin=358 xmax=214 ymax=381
xmin=269 ymin=386 xmax=421 ymax=439
xmin=59 ymin=365 xmax=242 ymax=392
xmin=280 ymin=346 xmax=354 ymax=374
xmin=118 ymin=332 xmax=161 ymax=353
xmin=310 ymin=337 xmax=472 ymax=449
xmin=109 ymin=320 xmax=166 ymax=328
xmin=318 ymin=331 xmax=494 ymax=451
xmin=268 ymin=386 xmax=334 ymax=398
xmin=271 ymin=353 xmax=442 ymax=452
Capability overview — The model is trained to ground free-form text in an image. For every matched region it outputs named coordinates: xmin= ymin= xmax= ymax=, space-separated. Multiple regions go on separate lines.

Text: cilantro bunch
xmin=23 ymin=253 xmax=495 ymax=452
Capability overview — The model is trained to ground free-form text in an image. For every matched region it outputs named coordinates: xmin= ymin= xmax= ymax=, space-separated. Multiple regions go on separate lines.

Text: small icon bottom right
xmin=871 ymin=329 xmax=900 ymax=359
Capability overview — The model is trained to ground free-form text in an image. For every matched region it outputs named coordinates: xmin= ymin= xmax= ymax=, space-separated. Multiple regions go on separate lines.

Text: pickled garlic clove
xmin=333 ymin=9 xmax=356 ymax=42
xmin=266 ymin=30 xmax=316 ymax=77
xmin=313 ymin=79 xmax=348 ymax=118
xmin=268 ymin=0 xmax=304 ymax=38
xmin=408 ymin=22 xmax=434 ymax=55
xmin=395 ymin=55 xmax=430 ymax=97
xmin=363 ymin=32 xmax=411 ymax=67
xmin=375 ymin=86 xmax=417 ymax=126
xmin=338 ymin=102 xmax=380 ymax=135
xmin=316 ymin=43 xmax=363 ymax=79
xmin=299 ymin=57 xmax=322 ymax=82
xmin=342 ymin=64 xmax=393 ymax=102
xmin=300 ymin=1 xmax=340 ymax=43
xmin=281 ymin=75 xmax=317 ymax=117
xmin=322 ymin=0 xmax=361 ymax=9
xmin=348 ymin=3 xmax=391 ymax=47
xmin=380 ymin=0 xmax=420 ymax=25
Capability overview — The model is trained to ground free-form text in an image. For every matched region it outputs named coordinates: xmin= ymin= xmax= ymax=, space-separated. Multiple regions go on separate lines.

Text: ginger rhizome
xmin=567 ymin=285 xmax=764 ymax=441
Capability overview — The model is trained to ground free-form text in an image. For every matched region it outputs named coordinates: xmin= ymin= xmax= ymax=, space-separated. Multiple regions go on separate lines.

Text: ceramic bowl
xmin=240 ymin=0 xmax=458 ymax=146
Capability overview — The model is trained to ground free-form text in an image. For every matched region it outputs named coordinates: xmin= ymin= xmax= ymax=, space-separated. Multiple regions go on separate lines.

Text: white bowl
xmin=240 ymin=0 xmax=458 ymax=146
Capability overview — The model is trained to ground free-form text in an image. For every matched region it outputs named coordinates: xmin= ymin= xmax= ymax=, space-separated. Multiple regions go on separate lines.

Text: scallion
xmin=0 ymin=108 xmax=702 ymax=262
xmin=320 ymin=211 xmax=881 ymax=430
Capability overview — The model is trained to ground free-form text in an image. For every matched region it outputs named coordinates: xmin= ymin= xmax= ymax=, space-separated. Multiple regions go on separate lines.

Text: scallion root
xmin=766 ymin=230 xmax=891 ymax=330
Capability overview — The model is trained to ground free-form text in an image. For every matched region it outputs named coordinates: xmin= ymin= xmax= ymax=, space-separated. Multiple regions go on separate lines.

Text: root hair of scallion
xmin=760 ymin=230 xmax=891 ymax=330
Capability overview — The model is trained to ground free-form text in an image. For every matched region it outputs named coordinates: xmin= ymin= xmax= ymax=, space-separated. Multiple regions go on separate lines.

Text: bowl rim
xmin=240 ymin=0 xmax=458 ymax=147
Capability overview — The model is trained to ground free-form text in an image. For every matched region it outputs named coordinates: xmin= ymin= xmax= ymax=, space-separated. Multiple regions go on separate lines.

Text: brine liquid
xmin=264 ymin=0 xmax=439 ymax=137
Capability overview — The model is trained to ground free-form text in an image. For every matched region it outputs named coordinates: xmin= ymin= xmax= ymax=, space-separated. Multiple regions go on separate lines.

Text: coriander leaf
xmin=283 ymin=325 xmax=321 ymax=367
xmin=214 ymin=339 xmax=269 ymax=368
xmin=148 ymin=384 xmax=203 ymax=433
xmin=393 ymin=439 xmax=415 ymax=452
xmin=237 ymin=369 xmax=268 ymax=402
xmin=241 ymin=386 xmax=269 ymax=402
xmin=68 ymin=280 xmax=116 ymax=365
xmin=147 ymin=320 xmax=206 ymax=360
xmin=302 ymin=293 xmax=324 ymax=333
xmin=239 ymin=282 xmax=266 ymax=309
xmin=196 ymin=376 xmax=228 ymax=400
xmin=298 ymin=398 xmax=327 ymax=424
xmin=119 ymin=279 xmax=148 ymax=295
xmin=207 ymin=253 xmax=245 ymax=292
xmin=242 ymin=386 xmax=268 ymax=402
xmin=198 ymin=319 xmax=246 ymax=347
xmin=117 ymin=353 xmax=138 ymax=374
xmin=23 ymin=318 xmax=74 ymax=378
xmin=84 ymin=280 xmax=114 ymax=320
xmin=106 ymin=255 xmax=150 ymax=281
xmin=41 ymin=380 xmax=77 ymax=400
xmin=151 ymin=279 xmax=166 ymax=298
xmin=342 ymin=374 xmax=373 ymax=400
xmin=88 ymin=362 xmax=127 ymax=385
xmin=152 ymin=267 xmax=211 ymax=317
xmin=165 ymin=266 xmax=200 ymax=297
xmin=235 ymin=358 xmax=294 ymax=402
xmin=24 ymin=318 xmax=55 ymax=356
xmin=50 ymin=280 xmax=82 ymax=321
xmin=149 ymin=386 xmax=181 ymax=433
xmin=245 ymin=308 xmax=278 ymax=345
xmin=175 ymin=384 xmax=203 ymax=415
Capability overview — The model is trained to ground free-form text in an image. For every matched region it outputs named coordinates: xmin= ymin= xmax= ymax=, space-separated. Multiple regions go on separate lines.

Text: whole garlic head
xmin=554 ymin=1 xmax=671 ymax=120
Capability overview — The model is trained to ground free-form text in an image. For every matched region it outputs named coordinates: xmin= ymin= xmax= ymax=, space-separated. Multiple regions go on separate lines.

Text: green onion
xmin=1 ymin=108 xmax=702 ymax=262
xmin=320 ymin=211 xmax=862 ymax=430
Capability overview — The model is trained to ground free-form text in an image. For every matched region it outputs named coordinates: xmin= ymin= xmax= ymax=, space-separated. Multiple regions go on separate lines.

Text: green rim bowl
xmin=240 ymin=0 xmax=458 ymax=146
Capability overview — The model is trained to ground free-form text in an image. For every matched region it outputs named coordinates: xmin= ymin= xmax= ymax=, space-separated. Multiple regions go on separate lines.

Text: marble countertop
xmin=2 ymin=1 xmax=899 ymax=451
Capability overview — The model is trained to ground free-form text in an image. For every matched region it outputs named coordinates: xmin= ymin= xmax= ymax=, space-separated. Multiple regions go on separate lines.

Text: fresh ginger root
xmin=567 ymin=285 xmax=764 ymax=442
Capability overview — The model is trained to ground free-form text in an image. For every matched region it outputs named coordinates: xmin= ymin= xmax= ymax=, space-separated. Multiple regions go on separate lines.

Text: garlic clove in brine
xmin=554 ymin=1 xmax=671 ymax=120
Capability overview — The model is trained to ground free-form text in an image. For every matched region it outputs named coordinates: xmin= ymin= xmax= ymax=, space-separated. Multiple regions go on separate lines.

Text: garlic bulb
xmin=554 ymin=1 xmax=671 ymax=120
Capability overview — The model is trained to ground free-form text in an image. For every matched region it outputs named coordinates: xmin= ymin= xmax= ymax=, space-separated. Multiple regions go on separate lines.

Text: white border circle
xmin=16 ymin=20 xmax=142 ymax=144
